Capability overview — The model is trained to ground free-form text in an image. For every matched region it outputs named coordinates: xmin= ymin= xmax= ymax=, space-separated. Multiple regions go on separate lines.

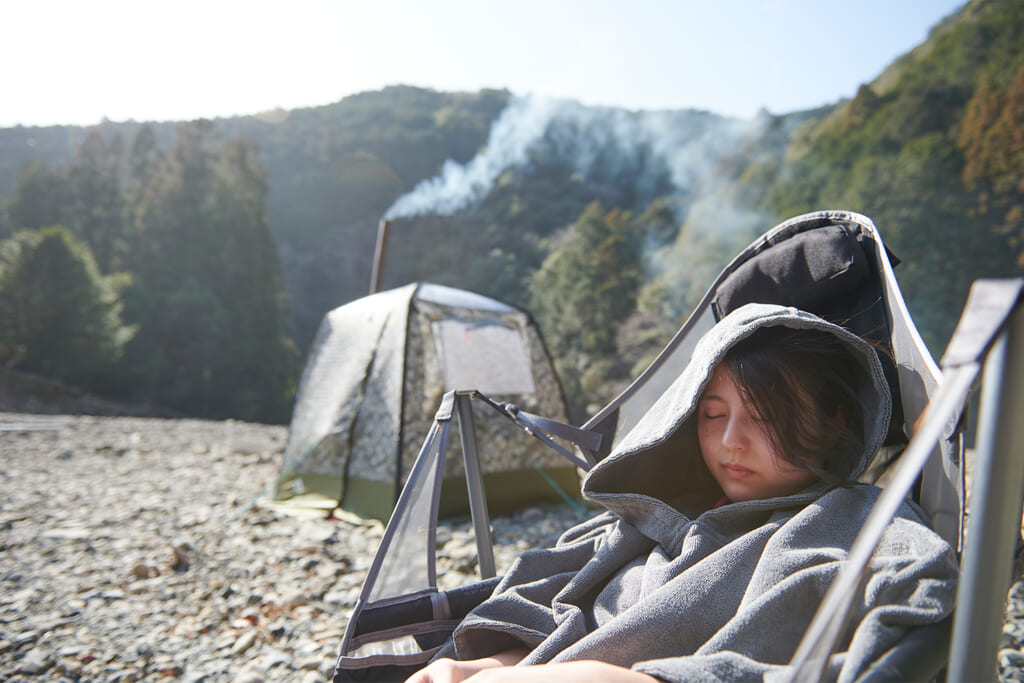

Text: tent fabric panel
xmin=342 ymin=443 xmax=580 ymax=522
xmin=275 ymin=471 xmax=346 ymax=509
xmin=399 ymin=301 xmax=447 ymax=486
xmin=338 ymin=477 xmax=403 ymax=522
xmin=347 ymin=291 xmax=414 ymax=484
xmin=274 ymin=474 xmax=399 ymax=522
xmin=433 ymin=466 xmax=582 ymax=520
xmin=277 ymin=285 xmax=415 ymax=498
xmin=473 ymin=466 xmax=581 ymax=517
xmin=416 ymin=283 xmax=519 ymax=314
xmin=520 ymin=320 xmax=572 ymax=425
xmin=401 ymin=301 xmax=572 ymax=485
xmin=432 ymin=319 xmax=537 ymax=395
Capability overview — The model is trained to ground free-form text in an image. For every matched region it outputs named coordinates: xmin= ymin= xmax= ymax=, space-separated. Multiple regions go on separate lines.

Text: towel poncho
xmin=436 ymin=304 xmax=958 ymax=682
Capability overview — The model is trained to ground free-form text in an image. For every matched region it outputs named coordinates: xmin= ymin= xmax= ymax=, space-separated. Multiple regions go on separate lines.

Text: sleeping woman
xmin=407 ymin=303 xmax=958 ymax=683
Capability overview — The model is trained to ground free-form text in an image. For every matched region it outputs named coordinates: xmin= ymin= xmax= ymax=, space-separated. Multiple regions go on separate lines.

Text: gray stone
xmin=231 ymin=630 xmax=259 ymax=655
xmin=17 ymin=646 xmax=53 ymax=674
xmin=298 ymin=655 xmax=325 ymax=670
xmin=231 ymin=667 xmax=265 ymax=683
xmin=1002 ymin=648 xmax=1024 ymax=669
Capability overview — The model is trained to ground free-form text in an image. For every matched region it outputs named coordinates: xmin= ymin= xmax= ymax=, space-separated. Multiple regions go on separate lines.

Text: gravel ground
xmin=0 ymin=413 xmax=587 ymax=682
xmin=1 ymin=412 xmax=1021 ymax=682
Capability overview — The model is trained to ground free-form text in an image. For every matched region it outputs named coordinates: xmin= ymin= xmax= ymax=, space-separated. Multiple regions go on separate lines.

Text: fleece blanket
xmin=438 ymin=304 xmax=958 ymax=682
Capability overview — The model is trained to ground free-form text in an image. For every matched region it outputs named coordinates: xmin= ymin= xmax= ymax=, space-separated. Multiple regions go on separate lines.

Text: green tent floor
xmin=274 ymin=466 xmax=583 ymax=522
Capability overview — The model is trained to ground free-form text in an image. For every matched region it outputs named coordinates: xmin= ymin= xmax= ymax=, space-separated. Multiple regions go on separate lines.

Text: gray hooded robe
xmin=436 ymin=304 xmax=958 ymax=682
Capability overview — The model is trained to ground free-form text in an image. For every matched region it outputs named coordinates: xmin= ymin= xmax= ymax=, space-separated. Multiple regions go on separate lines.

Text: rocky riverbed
xmin=0 ymin=413 xmax=587 ymax=682
xmin=2 ymin=412 xmax=1023 ymax=682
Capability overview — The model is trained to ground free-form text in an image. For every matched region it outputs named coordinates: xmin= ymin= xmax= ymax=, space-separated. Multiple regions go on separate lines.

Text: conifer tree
xmin=529 ymin=203 xmax=642 ymax=417
xmin=5 ymin=161 xmax=67 ymax=233
xmin=66 ymin=131 xmax=127 ymax=273
xmin=123 ymin=121 xmax=297 ymax=421
xmin=0 ymin=226 xmax=131 ymax=389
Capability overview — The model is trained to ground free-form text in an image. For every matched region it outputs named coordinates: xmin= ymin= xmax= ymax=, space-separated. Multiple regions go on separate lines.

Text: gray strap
xmin=499 ymin=405 xmax=596 ymax=470
xmin=507 ymin=407 xmax=603 ymax=452
xmin=430 ymin=590 xmax=451 ymax=621
xmin=464 ymin=391 xmax=599 ymax=470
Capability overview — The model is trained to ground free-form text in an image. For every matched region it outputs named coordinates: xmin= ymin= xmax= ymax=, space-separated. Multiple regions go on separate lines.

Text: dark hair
xmin=723 ymin=326 xmax=870 ymax=484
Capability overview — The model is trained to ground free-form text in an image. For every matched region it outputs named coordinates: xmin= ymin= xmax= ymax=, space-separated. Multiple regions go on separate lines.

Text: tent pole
xmin=370 ymin=219 xmax=391 ymax=294
xmin=455 ymin=393 xmax=496 ymax=579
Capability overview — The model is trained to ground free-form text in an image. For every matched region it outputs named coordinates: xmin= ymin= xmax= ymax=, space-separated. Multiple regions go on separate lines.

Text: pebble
xmin=3 ymin=412 xmax=1022 ymax=681
xmin=0 ymin=412 xmax=587 ymax=682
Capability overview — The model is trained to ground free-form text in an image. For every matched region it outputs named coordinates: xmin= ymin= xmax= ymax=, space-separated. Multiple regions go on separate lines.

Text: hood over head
xmin=583 ymin=303 xmax=891 ymax=527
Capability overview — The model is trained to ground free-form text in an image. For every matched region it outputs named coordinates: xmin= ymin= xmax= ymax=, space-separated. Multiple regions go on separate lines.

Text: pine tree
xmin=207 ymin=138 xmax=298 ymax=421
xmin=122 ymin=121 xmax=297 ymax=421
xmin=529 ymin=203 xmax=642 ymax=417
xmin=5 ymin=161 xmax=67 ymax=233
xmin=0 ymin=226 xmax=131 ymax=388
xmin=66 ymin=131 xmax=127 ymax=272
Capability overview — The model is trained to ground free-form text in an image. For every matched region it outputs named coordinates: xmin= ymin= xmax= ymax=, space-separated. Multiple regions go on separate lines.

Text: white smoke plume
xmin=382 ymin=93 xmax=771 ymax=222
xmin=384 ymin=95 xmax=558 ymax=220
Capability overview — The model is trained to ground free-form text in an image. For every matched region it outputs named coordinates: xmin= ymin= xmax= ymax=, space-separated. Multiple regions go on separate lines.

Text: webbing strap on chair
xmin=464 ymin=390 xmax=601 ymax=471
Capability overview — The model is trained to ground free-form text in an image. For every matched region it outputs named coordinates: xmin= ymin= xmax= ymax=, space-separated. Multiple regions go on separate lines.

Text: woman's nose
xmin=722 ymin=416 xmax=748 ymax=451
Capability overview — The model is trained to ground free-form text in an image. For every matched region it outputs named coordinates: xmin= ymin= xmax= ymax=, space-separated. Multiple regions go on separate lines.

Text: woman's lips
xmin=722 ymin=463 xmax=754 ymax=479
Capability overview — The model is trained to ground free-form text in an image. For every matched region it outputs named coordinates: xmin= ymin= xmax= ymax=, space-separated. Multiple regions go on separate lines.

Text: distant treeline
xmin=0 ymin=0 xmax=1021 ymax=423
xmin=0 ymin=122 xmax=297 ymax=422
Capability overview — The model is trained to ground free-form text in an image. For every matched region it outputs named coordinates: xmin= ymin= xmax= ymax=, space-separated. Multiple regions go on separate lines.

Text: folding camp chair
xmin=789 ymin=277 xmax=1024 ymax=682
xmin=331 ymin=210 xmax=993 ymax=682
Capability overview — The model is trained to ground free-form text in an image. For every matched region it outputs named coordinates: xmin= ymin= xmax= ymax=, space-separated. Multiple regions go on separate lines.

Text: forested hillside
xmin=757 ymin=0 xmax=1024 ymax=351
xmin=1 ymin=0 xmax=1019 ymax=423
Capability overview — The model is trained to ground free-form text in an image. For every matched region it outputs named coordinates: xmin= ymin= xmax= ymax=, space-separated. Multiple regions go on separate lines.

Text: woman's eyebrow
xmin=700 ymin=394 xmax=726 ymax=403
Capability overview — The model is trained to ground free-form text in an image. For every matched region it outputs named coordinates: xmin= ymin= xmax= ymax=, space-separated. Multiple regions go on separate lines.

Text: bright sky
xmin=4 ymin=0 xmax=967 ymax=128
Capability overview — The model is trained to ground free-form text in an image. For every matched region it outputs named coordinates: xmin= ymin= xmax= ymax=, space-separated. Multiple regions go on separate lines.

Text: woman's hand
xmin=405 ymin=649 xmax=528 ymax=683
xmin=407 ymin=657 xmax=660 ymax=683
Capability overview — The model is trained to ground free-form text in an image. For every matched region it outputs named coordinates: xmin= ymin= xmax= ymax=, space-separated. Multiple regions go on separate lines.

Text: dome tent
xmin=273 ymin=282 xmax=578 ymax=521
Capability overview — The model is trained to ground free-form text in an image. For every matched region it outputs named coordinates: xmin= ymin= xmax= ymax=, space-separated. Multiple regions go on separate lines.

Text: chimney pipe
xmin=370 ymin=219 xmax=391 ymax=294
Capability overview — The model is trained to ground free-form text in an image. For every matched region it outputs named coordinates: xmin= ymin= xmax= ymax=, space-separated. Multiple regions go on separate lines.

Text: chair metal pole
xmin=948 ymin=303 xmax=1024 ymax=682
xmin=455 ymin=393 xmax=497 ymax=579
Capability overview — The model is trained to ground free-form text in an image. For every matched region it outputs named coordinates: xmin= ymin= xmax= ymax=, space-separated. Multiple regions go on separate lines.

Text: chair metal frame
xmin=789 ymin=278 xmax=1024 ymax=682
xmin=335 ymin=207 xmax=1023 ymax=680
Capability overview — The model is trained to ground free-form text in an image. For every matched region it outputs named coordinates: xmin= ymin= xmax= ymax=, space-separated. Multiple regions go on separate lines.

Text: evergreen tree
xmin=207 ymin=138 xmax=298 ymax=421
xmin=0 ymin=226 xmax=131 ymax=389
xmin=529 ymin=203 xmax=642 ymax=418
xmin=122 ymin=121 xmax=297 ymax=422
xmin=129 ymin=124 xmax=162 ymax=185
xmin=5 ymin=161 xmax=67 ymax=233
xmin=66 ymin=131 xmax=127 ymax=272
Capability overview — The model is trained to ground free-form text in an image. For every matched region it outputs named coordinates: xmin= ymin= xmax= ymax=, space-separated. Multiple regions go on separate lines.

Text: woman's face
xmin=697 ymin=364 xmax=818 ymax=502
